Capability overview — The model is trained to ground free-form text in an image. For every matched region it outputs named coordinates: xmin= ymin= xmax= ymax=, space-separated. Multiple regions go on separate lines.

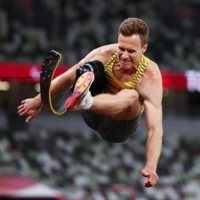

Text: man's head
xmin=117 ymin=18 xmax=149 ymax=70
xmin=118 ymin=18 xmax=149 ymax=46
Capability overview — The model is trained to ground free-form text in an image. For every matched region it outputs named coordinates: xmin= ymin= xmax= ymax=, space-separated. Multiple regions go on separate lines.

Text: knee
xmin=118 ymin=89 xmax=139 ymax=105
xmin=112 ymin=89 xmax=140 ymax=121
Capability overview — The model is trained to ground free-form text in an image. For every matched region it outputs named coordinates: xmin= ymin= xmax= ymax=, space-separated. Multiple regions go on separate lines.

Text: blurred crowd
xmin=0 ymin=1 xmax=200 ymax=199
xmin=1 ymin=127 xmax=200 ymax=200
xmin=0 ymin=0 xmax=200 ymax=70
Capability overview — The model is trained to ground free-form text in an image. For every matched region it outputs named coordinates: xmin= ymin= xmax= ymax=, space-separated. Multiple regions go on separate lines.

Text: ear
xmin=142 ymin=44 xmax=148 ymax=54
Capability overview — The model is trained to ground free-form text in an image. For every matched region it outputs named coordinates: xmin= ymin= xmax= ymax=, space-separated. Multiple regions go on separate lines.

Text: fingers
xmin=17 ymin=100 xmax=31 ymax=118
xmin=144 ymin=181 xmax=152 ymax=188
xmin=18 ymin=108 xmax=25 ymax=116
xmin=18 ymin=105 xmax=24 ymax=109
xmin=18 ymin=106 xmax=26 ymax=116
xmin=19 ymin=108 xmax=35 ymax=122
xmin=26 ymin=116 xmax=33 ymax=123
xmin=142 ymin=169 xmax=159 ymax=188
xmin=18 ymin=101 xmax=26 ymax=114
xmin=143 ymin=175 xmax=158 ymax=187
xmin=18 ymin=100 xmax=30 ymax=116
xmin=17 ymin=99 xmax=39 ymax=123
xmin=21 ymin=100 xmax=25 ymax=104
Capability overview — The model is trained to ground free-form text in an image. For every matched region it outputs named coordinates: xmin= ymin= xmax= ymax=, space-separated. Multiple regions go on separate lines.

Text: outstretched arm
xmin=142 ymin=98 xmax=162 ymax=187
xmin=18 ymin=66 xmax=77 ymax=122
xmin=140 ymin=64 xmax=163 ymax=187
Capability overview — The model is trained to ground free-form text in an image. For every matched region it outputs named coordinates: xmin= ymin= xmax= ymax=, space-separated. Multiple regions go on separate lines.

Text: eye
xmin=128 ymin=50 xmax=136 ymax=53
xmin=118 ymin=47 xmax=124 ymax=51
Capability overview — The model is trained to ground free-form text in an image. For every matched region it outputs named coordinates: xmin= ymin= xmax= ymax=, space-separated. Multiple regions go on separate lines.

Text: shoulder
xmin=145 ymin=59 xmax=162 ymax=81
xmin=137 ymin=58 xmax=162 ymax=103
xmin=94 ymin=44 xmax=118 ymax=57
xmin=79 ymin=44 xmax=118 ymax=66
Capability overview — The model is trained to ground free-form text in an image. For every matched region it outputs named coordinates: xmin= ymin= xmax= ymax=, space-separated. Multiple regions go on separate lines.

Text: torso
xmin=84 ymin=44 xmax=159 ymax=106
xmin=104 ymin=51 xmax=150 ymax=95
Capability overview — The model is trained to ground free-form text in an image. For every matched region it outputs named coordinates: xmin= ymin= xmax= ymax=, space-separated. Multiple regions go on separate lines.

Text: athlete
xmin=18 ymin=18 xmax=163 ymax=188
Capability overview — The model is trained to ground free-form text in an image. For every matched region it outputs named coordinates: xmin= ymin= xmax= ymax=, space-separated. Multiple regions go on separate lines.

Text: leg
xmin=81 ymin=109 xmax=142 ymax=142
xmin=65 ymin=60 xmax=105 ymax=110
xmin=65 ymin=72 xmax=141 ymax=120
xmin=65 ymin=72 xmax=94 ymax=109
xmin=65 ymin=60 xmax=141 ymax=120
xmin=90 ymin=89 xmax=141 ymax=121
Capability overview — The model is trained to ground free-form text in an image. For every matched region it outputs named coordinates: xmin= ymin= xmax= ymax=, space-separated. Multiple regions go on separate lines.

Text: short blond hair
xmin=118 ymin=18 xmax=149 ymax=46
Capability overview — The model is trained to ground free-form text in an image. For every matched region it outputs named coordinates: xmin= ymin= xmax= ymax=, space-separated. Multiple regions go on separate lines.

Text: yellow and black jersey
xmin=104 ymin=51 xmax=149 ymax=110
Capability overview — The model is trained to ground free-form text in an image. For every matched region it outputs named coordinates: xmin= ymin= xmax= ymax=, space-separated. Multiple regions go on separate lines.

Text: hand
xmin=18 ymin=98 xmax=41 ymax=123
xmin=141 ymin=168 xmax=159 ymax=188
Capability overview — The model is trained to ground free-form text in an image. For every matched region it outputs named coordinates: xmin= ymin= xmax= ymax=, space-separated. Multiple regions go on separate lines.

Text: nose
xmin=121 ymin=51 xmax=129 ymax=59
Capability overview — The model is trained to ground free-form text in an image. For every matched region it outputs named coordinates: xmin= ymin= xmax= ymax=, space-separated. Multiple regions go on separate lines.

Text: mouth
xmin=121 ymin=60 xmax=131 ymax=65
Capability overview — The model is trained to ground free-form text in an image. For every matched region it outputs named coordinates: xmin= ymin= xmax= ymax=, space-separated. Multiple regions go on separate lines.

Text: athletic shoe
xmin=65 ymin=72 xmax=94 ymax=110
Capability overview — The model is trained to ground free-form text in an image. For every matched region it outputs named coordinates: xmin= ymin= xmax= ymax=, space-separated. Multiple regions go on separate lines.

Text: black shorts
xmin=81 ymin=110 xmax=141 ymax=143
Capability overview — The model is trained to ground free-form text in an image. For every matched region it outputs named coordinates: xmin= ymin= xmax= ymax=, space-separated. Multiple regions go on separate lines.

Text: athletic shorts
xmin=81 ymin=110 xmax=141 ymax=143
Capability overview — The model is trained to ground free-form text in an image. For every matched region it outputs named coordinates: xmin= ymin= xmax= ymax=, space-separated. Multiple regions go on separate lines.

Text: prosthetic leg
xmin=40 ymin=50 xmax=105 ymax=115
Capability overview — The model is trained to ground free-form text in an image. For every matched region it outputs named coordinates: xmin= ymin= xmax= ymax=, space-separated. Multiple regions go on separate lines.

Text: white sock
xmin=78 ymin=91 xmax=93 ymax=110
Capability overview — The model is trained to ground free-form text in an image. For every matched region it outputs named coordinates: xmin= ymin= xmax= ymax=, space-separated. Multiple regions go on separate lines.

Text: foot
xmin=65 ymin=72 xmax=94 ymax=110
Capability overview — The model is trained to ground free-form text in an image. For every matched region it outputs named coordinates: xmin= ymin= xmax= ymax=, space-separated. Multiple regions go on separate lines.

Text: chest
xmin=112 ymin=62 xmax=136 ymax=82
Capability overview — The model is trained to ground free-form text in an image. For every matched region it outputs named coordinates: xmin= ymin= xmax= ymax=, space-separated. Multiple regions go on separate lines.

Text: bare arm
xmin=34 ymin=65 xmax=77 ymax=107
xmin=36 ymin=43 xmax=118 ymax=105
xmin=144 ymin=96 xmax=163 ymax=171
xmin=139 ymin=63 xmax=163 ymax=187
xmin=18 ymin=44 xmax=118 ymax=122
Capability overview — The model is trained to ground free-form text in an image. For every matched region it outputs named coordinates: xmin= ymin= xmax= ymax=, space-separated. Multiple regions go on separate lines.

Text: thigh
xmin=81 ymin=110 xmax=142 ymax=143
xmin=112 ymin=89 xmax=142 ymax=121
xmin=81 ymin=110 xmax=102 ymax=130
xmin=98 ymin=112 xmax=142 ymax=143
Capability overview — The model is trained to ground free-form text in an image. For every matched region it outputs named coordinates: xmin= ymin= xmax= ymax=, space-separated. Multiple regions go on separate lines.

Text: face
xmin=118 ymin=33 xmax=148 ymax=70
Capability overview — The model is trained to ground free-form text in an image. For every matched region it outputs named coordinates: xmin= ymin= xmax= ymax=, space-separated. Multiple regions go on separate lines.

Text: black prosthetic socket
xmin=70 ymin=60 xmax=105 ymax=96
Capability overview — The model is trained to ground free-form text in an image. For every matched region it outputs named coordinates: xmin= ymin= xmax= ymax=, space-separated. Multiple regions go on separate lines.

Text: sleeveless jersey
xmin=104 ymin=51 xmax=149 ymax=110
